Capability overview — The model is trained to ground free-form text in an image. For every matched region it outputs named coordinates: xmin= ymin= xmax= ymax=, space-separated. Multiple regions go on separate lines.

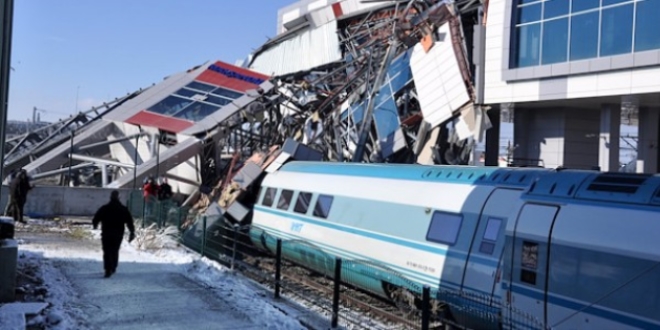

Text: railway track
xmin=231 ymin=254 xmax=447 ymax=330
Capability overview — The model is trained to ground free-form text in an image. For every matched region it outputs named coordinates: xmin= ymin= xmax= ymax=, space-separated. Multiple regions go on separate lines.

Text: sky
xmin=8 ymin=0 xmax=297 ymax=122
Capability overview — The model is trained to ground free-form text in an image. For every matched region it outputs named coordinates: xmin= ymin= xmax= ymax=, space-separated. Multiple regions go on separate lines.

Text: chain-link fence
xmin=126 ymin=190 xmax=551 ymax=330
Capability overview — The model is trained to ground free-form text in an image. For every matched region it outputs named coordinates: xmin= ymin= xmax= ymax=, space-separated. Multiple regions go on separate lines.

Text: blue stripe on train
xmin=503 ymin=283 xmax=660 ymax=329
xmin=253 ymin=207 xmax=500 ymax=297
xmin=254 ymin=206 xmax=500 ymax=269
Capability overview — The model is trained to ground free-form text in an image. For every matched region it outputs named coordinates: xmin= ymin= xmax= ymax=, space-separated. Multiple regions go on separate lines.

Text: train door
xmin=506 ymin=204 xmax=558 ymax=329
xmin=462 ymin=188 xmax=522 ymax=296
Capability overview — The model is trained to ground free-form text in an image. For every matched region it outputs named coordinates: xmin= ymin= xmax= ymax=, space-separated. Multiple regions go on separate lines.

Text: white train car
xmin=248 ymin=161 xmax=660 ymax=329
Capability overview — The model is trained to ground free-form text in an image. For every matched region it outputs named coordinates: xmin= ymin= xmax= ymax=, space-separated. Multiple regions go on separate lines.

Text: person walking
xmin=92 ymin=191 xmax=136 ymax=278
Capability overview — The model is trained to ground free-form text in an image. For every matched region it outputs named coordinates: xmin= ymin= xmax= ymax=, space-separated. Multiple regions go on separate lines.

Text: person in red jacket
xmin=142 ymin=176 xmax=159 ymax=219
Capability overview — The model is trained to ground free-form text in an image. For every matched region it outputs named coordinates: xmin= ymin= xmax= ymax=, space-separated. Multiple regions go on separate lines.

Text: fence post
xmin=141 ymin=196 xmax=145 ymax=229
xmin=231 ymin=224 xmax=239 ymax=270
xmin=275 ymin=239 xmax=282 ymax=299
xmin=332 ymin=258 xmax=342 ymax=328
xmin=201 ymin=216 xmax=207 ymax=256
xmin=422 ymin=286 xmax=430 ymax=330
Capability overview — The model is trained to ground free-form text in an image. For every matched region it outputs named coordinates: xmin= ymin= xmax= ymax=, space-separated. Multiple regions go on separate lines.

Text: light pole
xmin=0 ymin=0 xmax=14 ymax=185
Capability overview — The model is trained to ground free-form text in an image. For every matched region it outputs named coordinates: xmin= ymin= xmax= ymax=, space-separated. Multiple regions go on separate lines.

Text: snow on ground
xmin=10 ymin=219 xmax=334 ymax=330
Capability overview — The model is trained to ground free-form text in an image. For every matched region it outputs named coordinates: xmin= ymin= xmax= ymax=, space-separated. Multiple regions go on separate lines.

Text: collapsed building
xmin=5 ymin=0 xmax=499 ymax=213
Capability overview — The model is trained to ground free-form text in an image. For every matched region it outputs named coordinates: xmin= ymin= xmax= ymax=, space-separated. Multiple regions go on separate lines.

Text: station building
xmin=485 ymin=0 xmax=660 ymax=172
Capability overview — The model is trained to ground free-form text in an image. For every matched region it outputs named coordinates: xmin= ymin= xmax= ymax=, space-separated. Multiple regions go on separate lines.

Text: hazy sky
xmin=8 ymin=0 xmax=296 ymax=122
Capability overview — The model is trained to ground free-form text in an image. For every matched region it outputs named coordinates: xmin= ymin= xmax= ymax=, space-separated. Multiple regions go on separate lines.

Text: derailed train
xmin=244 ymin=161 xmax=660 ymax=329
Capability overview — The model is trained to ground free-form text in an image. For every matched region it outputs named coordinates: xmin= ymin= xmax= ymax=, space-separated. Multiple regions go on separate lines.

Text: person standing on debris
xmin=158 ymin=177 xmax=173 ymax=201
xmin=93 ymin=190 xmax=136 ymax=278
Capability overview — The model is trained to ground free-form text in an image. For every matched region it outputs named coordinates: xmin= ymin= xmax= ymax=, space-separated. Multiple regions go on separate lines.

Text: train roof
xmin=278 ymin=161 xmax=554 ymax=188
xmin=525 ymin=170 xmax=660 ymax=206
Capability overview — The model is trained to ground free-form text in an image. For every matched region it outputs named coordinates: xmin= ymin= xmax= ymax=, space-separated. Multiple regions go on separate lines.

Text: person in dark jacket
xmin=158 ymin=177 xmax=173 ymax=201
xmin=92 ymin=191 xmax=136 ymax=278
xmin=6 ymin=170 xmax=31 ymax=223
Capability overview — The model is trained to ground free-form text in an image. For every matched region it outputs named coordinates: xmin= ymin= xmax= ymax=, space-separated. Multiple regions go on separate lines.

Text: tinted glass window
xmin=172 ymin=101 xmax=220 ymax=122
xmin=262 ymin=188 xmax=276 ymax=207
xmin=600 ymin=4 xmax=633 ymax=57
xmin=479 ymin=217 xmax=503 ymax=255
xmin=174 ymin=88 xmax=202 ymax=98
xmin=294 ymin=192 xmax=312 ymax=214
xmin=147 ymin=95 xmax=193 ymax=116
xmin=204 ymin=95 xmax=232 ymax=107
xmin=426 ymin=212 xmax=462 ymax=246
xmin=186 ymin=81 xmax=216 ymax=92
xmin=635 ymin=0 xmax=660 ymax=52
xmin=544 ymin=0 xmax=569 ymax=19
xmin=277 ymin=190 xmax=294 ymax=210
xmin=571 ymin=0 xmax=599 ymax=13
xmin=313 ymin=195 xmax=333 ymax=219
xmin=542 ymin=18 xmax=568 ymax=64
xmin=515 ymin=23 xmax=541 ymax=67
xmin=517 ymin=3 xmax=542 ymax=24
xmin=570 ymin=12 xmax=599 ymax=60
xmin=211 ymin=87 xmax=242 ymax=100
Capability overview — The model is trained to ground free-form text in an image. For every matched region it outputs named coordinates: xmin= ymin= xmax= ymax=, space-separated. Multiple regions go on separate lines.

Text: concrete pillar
xmin=485 ymin=108 xmax=501 ymax=166
xmin=637 ymin=107 xmax=660 ymax=173
xmin=101 ymin=164 xmax=108 ymax=187
xmin=0 ymin=239 xmax=18 ymax=303
xmin=599 ymin=105 xmax=621 ymax=172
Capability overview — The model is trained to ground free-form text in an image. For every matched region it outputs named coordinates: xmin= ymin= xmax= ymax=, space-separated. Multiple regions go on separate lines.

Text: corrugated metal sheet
xmin=410 ymin=23 xmax=471 ymax=128
xmin=249 ymin=21 xmax=341 ymax=76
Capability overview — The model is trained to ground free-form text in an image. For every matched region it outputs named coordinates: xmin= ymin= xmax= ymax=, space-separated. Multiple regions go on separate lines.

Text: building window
xmin=426 ymin=212 xmax=463 ymax=246
xmin=262 ymin=187 xmax=276 ymax=207
xmin=277 ymin=190 xmax=294 ymax=211
xmin=512 ymin=0 xmax=657 ymax=68
xmin=313 ymin=195 xmax=333 ymax=219
xmin=294 ymin=192 xmax=313 ymax=214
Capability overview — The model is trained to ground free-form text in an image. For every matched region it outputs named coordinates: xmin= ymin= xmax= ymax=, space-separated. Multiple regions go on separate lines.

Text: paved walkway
xmin=16 ymin=230 xmax=294 ymax=330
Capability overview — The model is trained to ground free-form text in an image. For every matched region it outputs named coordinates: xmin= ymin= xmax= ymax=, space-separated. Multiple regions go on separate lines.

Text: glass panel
xmin=542 ymin=18 xmax=569 ymax=64
xmin=518 ymin=0 xmax=541 ymax=4
xmin=517 ymin=3 xmax=542 ymax=24
xmin=426 ymin=212 xmax=462 ymax=246
xmin=277 ymin=189 xmax=294 ymax=210
xmin=515 ymin=23 xmax=541 ymax=67
xmin=570 ymin=12 xmax=599 ymax=60
xmin=313 ymin=195 xmax=333 ymax=219
xmin=186 ymin=81 xmax=216 ymax=92
xmin=571 ymin=0 xmax=599 ymax=12
xmin=387 ymin=51 xmax=412 ymax=92
xmin=603 ymin=0 xmax=629 ymax=5
xmin=174 ymin=88 xmax=202 ymax=98
xmin=373 ymin=98 xmax=400 ymax=140
xmin=204 ymin=95 xmax=232 ymax=106
xmin=483 ymin=218 xmax=503 ymax=241
xmin=262 ymin=188 xmax=276 ymax=207
xmin=635 ymin=0 xmax=660 ymax=52
xmin=172 ymin=101 xmax=220 ymax=122
xmin=522 ymin=241 xmax=539 ymax=269
xmin=147 ymin=95 xmax=193 ymax=116
xmin=294 ymin=192 xmax=312 ymax=214
xmin=544 ymin=0 xmax=569 ymax=19
xmin=211 ymin=87 xmax=242 ymax=100
xmin=600 ymin=4 xmax=634 ymax=56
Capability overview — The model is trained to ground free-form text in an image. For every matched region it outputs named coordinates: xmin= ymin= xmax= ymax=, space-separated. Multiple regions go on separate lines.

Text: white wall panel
xmin=410 ymin=24 xmax=471 ymax=128
xmin=250 ymin=21 xmax=341 ymax=76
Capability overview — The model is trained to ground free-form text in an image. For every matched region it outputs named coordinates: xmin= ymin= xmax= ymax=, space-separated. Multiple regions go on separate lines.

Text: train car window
xmin=520 ymin=241 xmax=538 ymax=285
xmin=262 ymin=187 xmax=276 ymax=207
xmin=479 ymin=217 xmax=502 ymax=254
xmin=277 ymin=190 xmax=294 ymax=210
xmin=313 ymin=195 xmax=334 ymax=219
xmin=426 ymin=211 xmax=463 ymax=246
xmin=294 ymin=192 xmax=313 ymax=214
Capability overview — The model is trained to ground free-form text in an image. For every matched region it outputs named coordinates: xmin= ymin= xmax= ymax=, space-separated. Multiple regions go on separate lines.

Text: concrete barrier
xmin=0 ymin=186 xmax=136 ymax=218
xmin=0 ymin=238 xmax=17 ymax=303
